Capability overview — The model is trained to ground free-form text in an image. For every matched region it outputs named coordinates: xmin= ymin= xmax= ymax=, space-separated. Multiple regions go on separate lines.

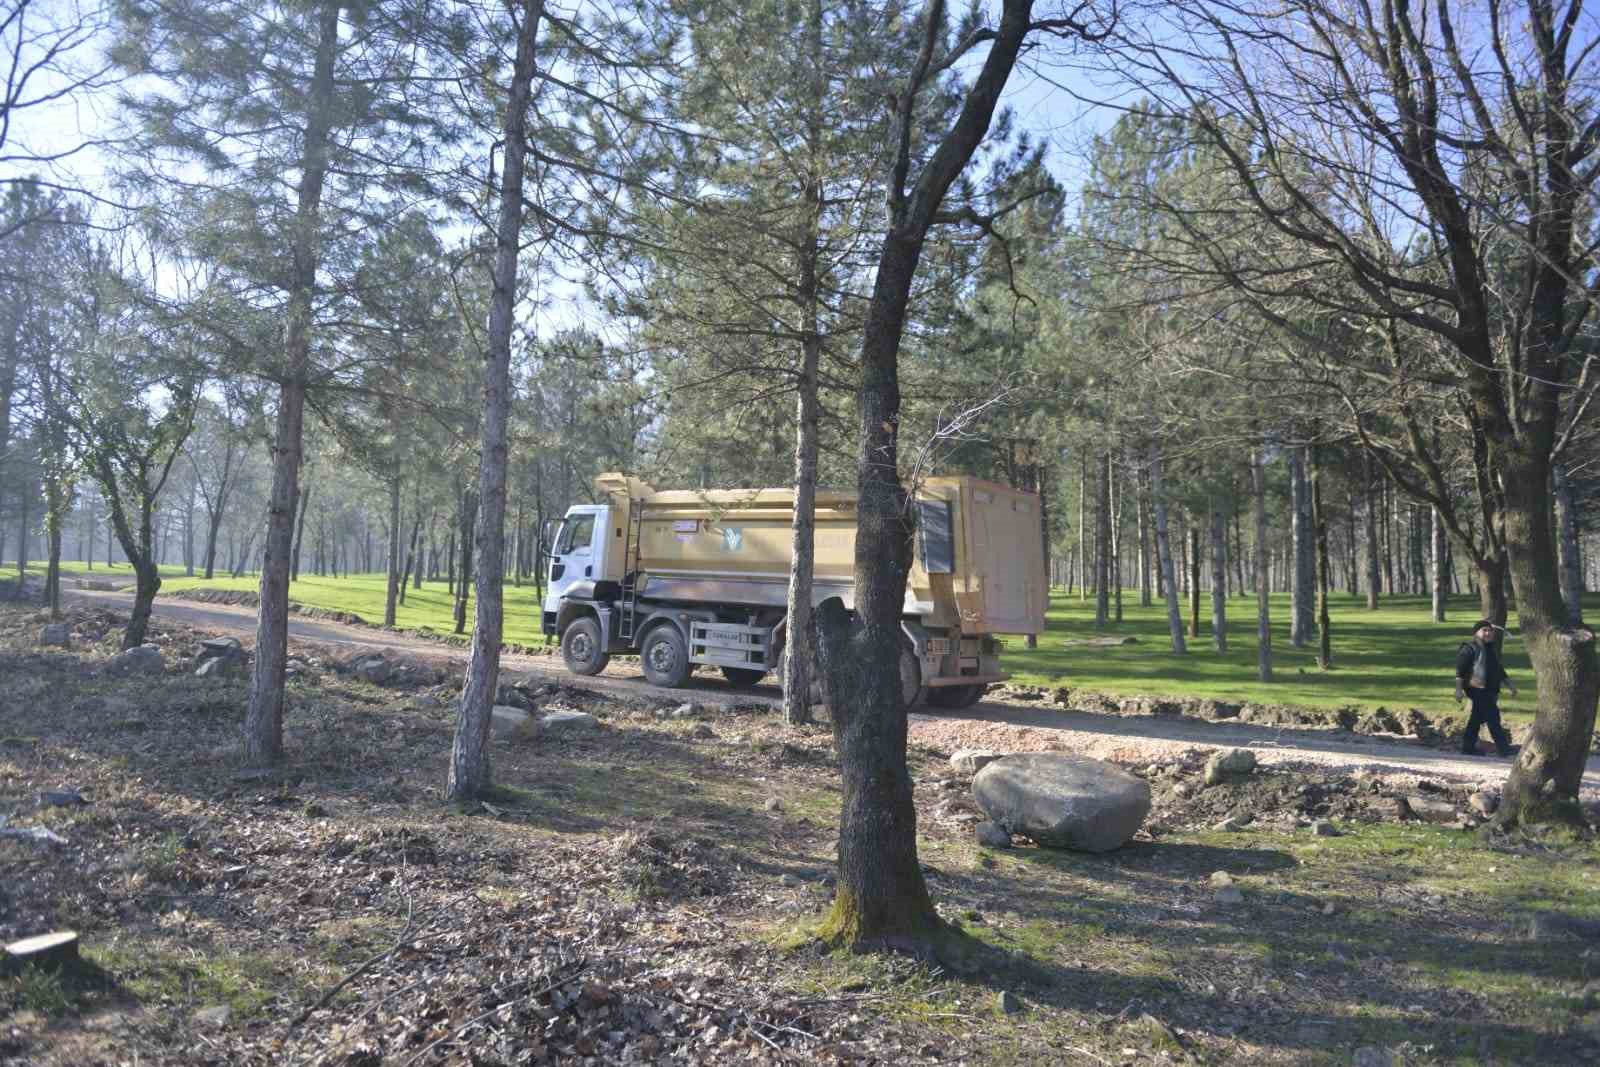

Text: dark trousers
xmin=1463 ymin=687 xmax=1513 ymax=755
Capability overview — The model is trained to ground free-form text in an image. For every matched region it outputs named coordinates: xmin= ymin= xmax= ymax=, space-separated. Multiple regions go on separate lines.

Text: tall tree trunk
xmin=1312 ymin=446 xmax=1332 ymax=669
xmin=454 ymin=492 xmax=476 ymax=636
xmin=1137 ymin=469 xmax=1151 ymax=607
xmin=1110 ymin=456 xmax=1122 ymax=622
xmin=43 ymin=478 xmax=64 ymax=619
xmin=1210 ymin=495 xmax=1226 ymax=652
xmin=1094 ymin=450 xmax=1110 ymax=628
xmin=1188 ymin=523 xmax=1201 ymax=638
xmin=1289 ymin=446 xmax=1313 ymax=644
xmin=1554 ymin=463 xmax=1583 ymax=628
xmin=1431 ymin=505 xmax=1448 ymax=623
xmin=447 ymin=0 xmax=541 ymax=804
xmin=384 ymin=476 xmax=402 ymax=627
xmin=812 ymin=0 xmax=1045 ymax=956
xmin=1364 ymin=453 xmax=1381 ymax=609
xmin=244 ymin=0 xmax=340 ymax=764
xmin=1254 ymin=447 xmax=1271 ymax=680
xmin=1077 ymin=451 xmax=1087 ymax=601
xmin=1150 ymin=446 xmax=1186 ymax=653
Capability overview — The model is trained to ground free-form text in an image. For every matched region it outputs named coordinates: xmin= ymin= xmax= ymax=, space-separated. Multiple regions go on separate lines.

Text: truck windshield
xmin=555 ymin=514 xmax=595 ymax=555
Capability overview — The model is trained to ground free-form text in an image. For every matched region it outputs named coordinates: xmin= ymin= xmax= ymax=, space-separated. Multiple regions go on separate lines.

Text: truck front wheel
xmin=640 ymin=624 xmax=692 ymax=688
xmin=561 ymin=616 xmax=610 ymax=676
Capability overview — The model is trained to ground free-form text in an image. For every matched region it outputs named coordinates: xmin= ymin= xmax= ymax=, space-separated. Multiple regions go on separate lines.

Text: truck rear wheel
xmin=561 ymin=616 xmax=609 ymax=676
xmin=721 ymin=666 xmax=766 ymax=688
xmin=927 ymin=684 xmax=986 ymax=710
xmin=640 ymin=623 xmax=692 ymax=688
xmin=899 ymin=646 xmax=925 ymax=711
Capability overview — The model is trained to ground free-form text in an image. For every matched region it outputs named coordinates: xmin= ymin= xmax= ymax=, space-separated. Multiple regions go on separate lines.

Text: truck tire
xmin=721 ymin=666 xmax=766 ymax=688
xmin=926 ymin=684 xmax=986 ymax=710
xmin=640 ymin=623 xmax=692 ymax=688
xmin=561 ymin=616 xmax=609 ymax=676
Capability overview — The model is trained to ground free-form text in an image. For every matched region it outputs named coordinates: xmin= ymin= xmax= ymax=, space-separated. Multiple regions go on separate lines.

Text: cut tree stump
xmin=3 ymin=931 xmax=79 ymax=974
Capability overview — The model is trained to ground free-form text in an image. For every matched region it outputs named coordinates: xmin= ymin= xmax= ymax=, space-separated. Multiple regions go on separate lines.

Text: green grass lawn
xmin=157 ymin=570 xmax=551 ymax=647
xmin=29 ymin=557 xmax=1565 ymax=722
xmin=1004 ymin=589 xmax=1555 ymax=723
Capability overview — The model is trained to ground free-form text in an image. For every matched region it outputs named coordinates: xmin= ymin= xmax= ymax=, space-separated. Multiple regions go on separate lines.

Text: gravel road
xmin=69 ymin=587 xmax=1600 ymax=797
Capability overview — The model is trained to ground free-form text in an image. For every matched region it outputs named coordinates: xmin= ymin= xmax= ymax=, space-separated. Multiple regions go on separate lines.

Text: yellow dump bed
xmin=593 ymin=473 xmax=1045 ymax=637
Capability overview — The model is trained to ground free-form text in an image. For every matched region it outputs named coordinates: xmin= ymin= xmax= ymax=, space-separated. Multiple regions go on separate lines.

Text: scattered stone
xmin=949 ymin=749 xmax=1002 ymax=775
xmin=997 ymin=990 xmax=1024 ymax=1014
xmin=975 ymin=821 xmax=1013 ymax=849
xmin=972 ymin=753 xmax=1151 ymax=853
xmin=1213 ymin=816 xmax=1251 ymax=832
xmin=192 ymin=1005 xmax=232 ymax=1029
xmin=1311 ymin=820 xmax=1339 ymax=837
xmin=1209 ymin=871 xmax=1235 ymax=887
xmin=689 ymin=723 xmax=718 ymax=740
xmin=1468 ymin=791 xmax=1499 ymax=817
xmin=195 ymin=655 xmax=239 ymax=678
xmin=937 ymin=778 xmax=962 ymax=791
xmin=1203 ymin=748 xmax=1257 ymax=785
xmin=37 ymin=624 xmax=70 ymax=647
xmin=1214 ymin=885 xmax=1244 ymax=905
xmin=347 ymin=652 xmax=393 ymax=684
xmin=495 ymin=683 xmax=534 ymax=711
xmin=1352 ymin=1047 xmax=1396 ymax=1067
xmin=1403 ymin=795 xmax=1459 ymax=824
xmin=537 ymin=709 xmax=600 ymax=735
xmin=763 ymin=796 xmax=783 ymax=812
xmin=490 ymin=705 xmax=536 ymax=740
xmin=105 ymin=645 xmax=164 ymax=677
xmin=3 ymin=930 xmax=78 ymax=974
xmin=778 ymin=874 xmax=801 ymax=888
xmin=673 ymin=703 xmax=697 ymax=719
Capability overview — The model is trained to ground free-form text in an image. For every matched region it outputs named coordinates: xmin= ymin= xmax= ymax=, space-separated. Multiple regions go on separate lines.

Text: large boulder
xmin=105 ymin=645 xmax=164 ymax=677
xmin=972 ymin=753 xmax=1151 ymax=853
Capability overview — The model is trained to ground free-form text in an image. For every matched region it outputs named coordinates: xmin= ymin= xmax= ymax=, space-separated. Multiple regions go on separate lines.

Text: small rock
xmin=490 ymin=705 xmax=536 ymax=740
xmin=37 ymin=624 xmax=70 ymax=647
xmin=1208 ymin=871 xmax=1234 ymax=887
xmin=949 ymin=749 xmax=1002 ymax=775
xmin=764 ymin=796 xmax=783 ymax=812
xmin=1468 ymin=791 xmax=1499 ymax=817
xmin=690 ymin=723 xmax=718 ymax=740
xmin=537 ymin=709 xmax=600 ymax=735
xmin=105 ymin=644 xmax=164 ymax=677
xmin=778 ymin=874 xmax=801 ymax=888
xmin=1213 ymin=816 xmax=1250 ymax=832
xmin=1311 ymin=820 xmax=1339 ymax=837
xmin=194 ymin=655 xmax=238 ymax=678
xmin=975 ymin=821 xmax=1013 ymax=849
xmin=937 ymin=778 xmax=962 ymax=791
xmin=673 ymin=703 xmax=697 ymax=719
xmin=1403 ymin=795 xmax=1459 ymax=824
xmin=1203 ymin=748 xmax=1257 ymax=785
xmin=997 ymin=990 xmax=1024 ymax=1014
xmin=192 ymin=1005 xmax=231 ymax=1029
xmin=1352 ymin=1047 xmax=1395 ymax=1067
xmin=1214 ymin=885 xmax=1244 ymax=905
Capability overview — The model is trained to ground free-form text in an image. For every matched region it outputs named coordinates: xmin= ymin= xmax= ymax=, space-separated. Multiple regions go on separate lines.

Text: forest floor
xmin=4 ymin=602 xmax=1600 ymax=1066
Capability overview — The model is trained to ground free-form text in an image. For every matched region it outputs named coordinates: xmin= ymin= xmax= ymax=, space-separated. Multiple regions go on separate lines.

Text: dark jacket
xmin=1456 ymin=638 xmax=1509 ymax=693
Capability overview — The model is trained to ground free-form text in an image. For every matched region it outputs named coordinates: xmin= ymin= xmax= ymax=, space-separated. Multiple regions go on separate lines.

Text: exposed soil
xmin=4 ymin=602 xmax=1598 ymax=1065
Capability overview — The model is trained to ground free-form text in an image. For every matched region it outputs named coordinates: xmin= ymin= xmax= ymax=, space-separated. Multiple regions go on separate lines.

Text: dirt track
xmin=69 ymin=588 xmax=1600 ymax=798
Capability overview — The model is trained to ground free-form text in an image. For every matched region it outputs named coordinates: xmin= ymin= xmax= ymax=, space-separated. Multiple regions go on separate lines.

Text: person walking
xmin=1455 ymin=619 xmax=1519 ymax=757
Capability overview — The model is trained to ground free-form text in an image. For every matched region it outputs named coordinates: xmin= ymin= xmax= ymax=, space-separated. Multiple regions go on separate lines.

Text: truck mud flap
xmin=688 ymin=621 xmax=772 ymax=670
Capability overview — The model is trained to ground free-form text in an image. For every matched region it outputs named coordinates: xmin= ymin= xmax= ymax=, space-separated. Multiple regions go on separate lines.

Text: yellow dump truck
xmin=540 ymin=473 xmax=1046 ymax=708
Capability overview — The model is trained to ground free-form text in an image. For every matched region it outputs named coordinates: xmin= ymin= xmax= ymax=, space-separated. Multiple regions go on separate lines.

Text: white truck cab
xmin=542 ymin=504 xmax=611 ymax=621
